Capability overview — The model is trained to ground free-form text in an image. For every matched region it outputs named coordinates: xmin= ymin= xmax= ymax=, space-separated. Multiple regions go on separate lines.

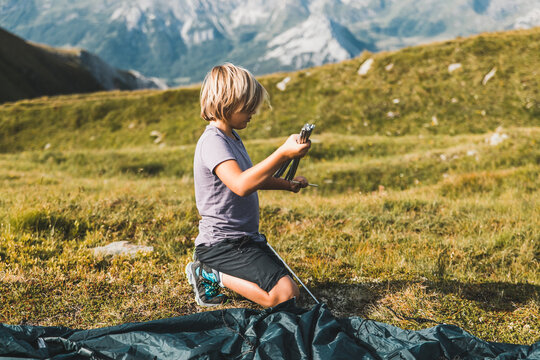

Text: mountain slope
xmin=1 ymin=0 xmax=538 ymax=85
xmin=0 ymin=27 xmax=167 ymax=104
xmin=0 ymin=27 xmax=538 ymax=153
xmin=263 ymin=14 xmax=374 ymax=68
xmin=0 ymin=27 xmax=103 ymax=103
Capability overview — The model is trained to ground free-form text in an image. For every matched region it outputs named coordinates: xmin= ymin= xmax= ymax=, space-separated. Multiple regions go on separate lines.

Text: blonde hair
xmin=200 ymin=63 xmax=269 ymax=122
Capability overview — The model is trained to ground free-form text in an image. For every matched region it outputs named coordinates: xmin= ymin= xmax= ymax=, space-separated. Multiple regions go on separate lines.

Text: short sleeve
xmin=200 ymin=133 xmax=236 ymax=174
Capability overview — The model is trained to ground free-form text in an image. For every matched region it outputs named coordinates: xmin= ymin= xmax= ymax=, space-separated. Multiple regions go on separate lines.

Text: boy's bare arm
xmin=258 ymin=176 xmax=308 ymax=193
xmin=215 ymin=135 xmax=310 ymax=197
xmin=258 ymin=176 xmax=291 ymax=190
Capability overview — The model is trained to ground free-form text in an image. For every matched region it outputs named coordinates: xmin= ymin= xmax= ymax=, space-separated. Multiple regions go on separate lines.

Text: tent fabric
xmin=1 ymin=300 xmax=538 ymax=359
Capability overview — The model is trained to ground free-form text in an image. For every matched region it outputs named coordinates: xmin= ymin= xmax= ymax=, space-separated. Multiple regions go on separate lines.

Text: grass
xmin=0 ymin=27 xmax=539 ymax=346
xmin=0 ymin=126 xmax=538 ymax=344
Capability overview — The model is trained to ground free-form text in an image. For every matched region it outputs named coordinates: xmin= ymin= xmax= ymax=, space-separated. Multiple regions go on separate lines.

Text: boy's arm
xmin=258 ymin=176 xmax=308 ymax=193
xmin=258 ymin=176 xmax=292 ymax=191
xmin=215 ymin=135 xmax=310 ymax=197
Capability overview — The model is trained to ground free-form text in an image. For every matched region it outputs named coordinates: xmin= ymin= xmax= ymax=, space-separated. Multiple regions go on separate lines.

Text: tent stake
xmin=266 ymin=242 xmax=320 ymax=304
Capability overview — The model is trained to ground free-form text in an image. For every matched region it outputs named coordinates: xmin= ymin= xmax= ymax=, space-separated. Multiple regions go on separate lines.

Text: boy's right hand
xmin=280 ymin=134 xmax=311 ymax=159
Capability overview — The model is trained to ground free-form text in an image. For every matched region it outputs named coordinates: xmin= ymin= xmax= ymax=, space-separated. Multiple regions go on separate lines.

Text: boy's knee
xmin=287 ymin=281 xmax=300 ymax=300
xmin=267 ymin=276 xmax=299 ymax=307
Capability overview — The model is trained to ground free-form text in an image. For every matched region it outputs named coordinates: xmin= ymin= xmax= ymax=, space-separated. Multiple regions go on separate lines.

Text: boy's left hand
xmin=290 ymin=176 xmax=308 ymax=193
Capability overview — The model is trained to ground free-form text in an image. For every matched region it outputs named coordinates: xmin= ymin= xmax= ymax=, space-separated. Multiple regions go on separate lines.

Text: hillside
xmin=0 ymin=27 xmax=538 ymax=152
xmin=0 ymin=28 xmax=103 ymax=104
xmin=0 ymin=27 xmax=166 ymax=104
xmin=1 ymin=0 xmax=538 ymax=85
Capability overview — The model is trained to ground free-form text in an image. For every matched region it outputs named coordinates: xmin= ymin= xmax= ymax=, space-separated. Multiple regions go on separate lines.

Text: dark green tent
xmin=1 ymin=300 xmax=538 ymax=359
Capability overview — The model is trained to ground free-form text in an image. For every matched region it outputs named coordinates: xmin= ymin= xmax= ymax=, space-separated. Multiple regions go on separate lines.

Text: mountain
xmin=0 ymin=0 xmax=539 ymax=86
xmin=0 ymin=27 xmax=167 ymax=103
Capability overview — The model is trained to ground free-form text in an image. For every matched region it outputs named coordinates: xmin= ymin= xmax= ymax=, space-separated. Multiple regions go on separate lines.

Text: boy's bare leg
xmin=222 ymin=274 xmax=300 ymax=307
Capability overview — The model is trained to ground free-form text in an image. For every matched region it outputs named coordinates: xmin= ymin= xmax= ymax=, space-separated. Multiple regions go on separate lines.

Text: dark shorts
xmin=195 ymin=235 xmax=290 ymax=292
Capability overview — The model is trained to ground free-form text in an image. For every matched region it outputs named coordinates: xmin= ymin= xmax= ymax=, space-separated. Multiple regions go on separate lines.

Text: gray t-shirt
xmin=194 ymin=125 xmax=259 ymax=246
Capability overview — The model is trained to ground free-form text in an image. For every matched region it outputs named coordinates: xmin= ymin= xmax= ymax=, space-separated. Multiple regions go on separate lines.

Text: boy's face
xmin=229 ymin=111 xmax=253 ymax=130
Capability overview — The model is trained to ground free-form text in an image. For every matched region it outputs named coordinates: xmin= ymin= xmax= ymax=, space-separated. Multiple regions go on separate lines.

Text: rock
xmin=92 ymin=241 xmax=153 ymax=257
xmin=392 ymin=98 xmax=400 ymax=104
xmin=150 ymin=130 xmax=164 ymax=144
xmin=385 ymin=63 xmax=394 ymax=71
xmin=357 ymin=58 xmax=374 ymax=76
xmin=482 ymin=67 xmax=497 ymax=85
xmin=486 ymin=132 xmax=509 ymax=146
xmin=448 ymin=63 xmax=462 ymax=73
xmin=44 ymin=143 xmax=51 ymax=150
xmin=276 ymin=77 xmax=291 ymax=91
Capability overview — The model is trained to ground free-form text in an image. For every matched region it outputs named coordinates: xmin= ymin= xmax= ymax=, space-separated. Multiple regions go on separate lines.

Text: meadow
xmin=0 ymin=28 xmax=538 ymax=345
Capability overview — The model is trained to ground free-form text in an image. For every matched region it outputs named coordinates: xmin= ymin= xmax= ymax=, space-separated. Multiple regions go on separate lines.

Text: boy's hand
xmin=290 ymin=176 xmax=308 ymax=193
xmin=280 ymin=134 xmax=311 ymax=159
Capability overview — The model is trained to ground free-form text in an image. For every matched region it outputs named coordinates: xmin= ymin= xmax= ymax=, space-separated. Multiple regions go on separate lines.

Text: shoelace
xmin=202 ymin=279 xmax=220 ymax=298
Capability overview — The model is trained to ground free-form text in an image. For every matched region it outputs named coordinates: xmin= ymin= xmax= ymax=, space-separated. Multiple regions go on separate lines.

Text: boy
xmin=186 ymin=63 xmax=311 ymax=307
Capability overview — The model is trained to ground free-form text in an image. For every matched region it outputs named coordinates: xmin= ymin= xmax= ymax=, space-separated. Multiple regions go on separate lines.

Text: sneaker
xmin=185 ymin=261 xmax=227 ymax=307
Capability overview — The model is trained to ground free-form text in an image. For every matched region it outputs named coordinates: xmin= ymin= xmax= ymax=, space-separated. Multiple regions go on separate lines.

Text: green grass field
xmin=0 ymin=28 xmax=539 ymax=345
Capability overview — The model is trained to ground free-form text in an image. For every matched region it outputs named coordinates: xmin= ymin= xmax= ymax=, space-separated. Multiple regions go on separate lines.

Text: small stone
xmin=448 ymin=63 xmax=462 ymax=73
xmin=358 ymin=58 xmax=374 ymax=76
xmin=482 ymin=67 xmax=496 ymax=85
xmin=92 ymin=241 xmax=153 ymax=258
xmin=486 ymin=132 xmax=509 ymax=146
xmin=276 ymin=77 xmax=291 ymax=91
xmin=150 ymin=130 xmax=164 ymax=144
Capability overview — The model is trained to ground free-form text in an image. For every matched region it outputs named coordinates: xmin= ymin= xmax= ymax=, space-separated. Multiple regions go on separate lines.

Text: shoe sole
xmin=185 ymin=262 xmax=221 ymax=307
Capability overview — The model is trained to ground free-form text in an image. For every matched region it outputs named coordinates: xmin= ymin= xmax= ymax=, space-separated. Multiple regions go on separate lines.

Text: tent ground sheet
xmin=1 ymin=300 xmax=538 ymax=359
